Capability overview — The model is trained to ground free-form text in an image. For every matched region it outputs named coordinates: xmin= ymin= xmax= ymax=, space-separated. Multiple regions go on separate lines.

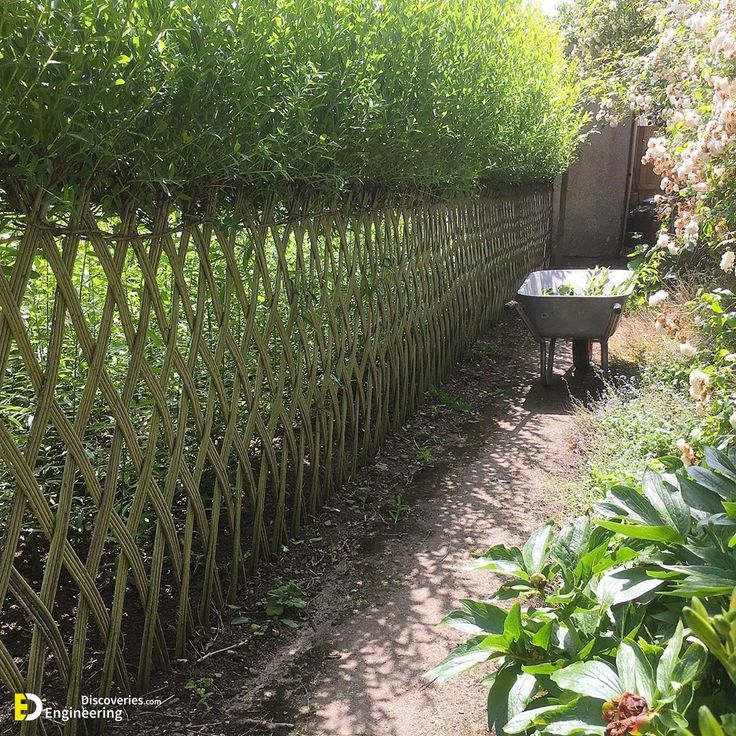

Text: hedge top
xmin=0 ymin=0 xmax=583 ymax=200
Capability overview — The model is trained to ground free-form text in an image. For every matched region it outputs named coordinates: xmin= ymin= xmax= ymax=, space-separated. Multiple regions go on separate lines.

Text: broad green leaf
xmin=687 ymin=467 xmax=735 ymax=500
xmin=473 ymin=545 xmax=528 ymax=578
xmin=642 ymin=470 xmax=691 ymax=538
xmin=532 ymin=697 xmax=607 ymax=735
xmin=671 ymin=641 xmax=708 ymax=687
xmin=595 ymin=519 xmax=683 ymax=543
xmin=552 ymin=517 xmax=592 ymax=571
xmin=679 ymin=475 xmax=724 ymax=514
xmin=596 ymin=566 xmax=665 ymax=606
xmin=522 ymin=661 xmax=566 ymax=675
xmin=616 ymin=641 xmax=655 ymax=704
xmin=551 ymin=661 xmax=622 ymax=701
xmin=596 ymin=484 xmax=665 ymax=526
xmin=697 ymin=706 xmax=727 ymax=736
xmin=504 ymin=704 xmax=565 ymax=734
xmin=668 ymin=565 xmax=736 ymax=596
xmin=656 ymin=621 xmax=684 ymax=697
xmin=425 ymin=637 xmax=496 ymax=683
xmin=522 ymin=522 xmax=554 ymax=575
xmin=503 ymin=602 xmax=523 ymax=642
xmin=531 ymin=620 xmax=554 ymax=651
xmin=487 ymin=667 xmax=538 ymax=735
xmin=704 ymin=447 xmax=736 ymax=481
xmin=440 ymin=600 xmax=507 ymax=635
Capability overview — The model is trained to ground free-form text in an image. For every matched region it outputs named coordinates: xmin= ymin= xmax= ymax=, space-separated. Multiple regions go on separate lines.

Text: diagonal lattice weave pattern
xmin=0 ymin=183 xmax=551 ymax=733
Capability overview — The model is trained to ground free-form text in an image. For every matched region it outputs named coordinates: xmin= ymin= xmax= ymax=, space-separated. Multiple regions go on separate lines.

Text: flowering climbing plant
xmin=562 ymin=0 xmax=736 ymax=454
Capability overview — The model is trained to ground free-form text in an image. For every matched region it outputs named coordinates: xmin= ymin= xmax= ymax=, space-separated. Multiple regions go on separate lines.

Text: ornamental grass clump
xmin=0 ymin=0 xmax=582 ymax=200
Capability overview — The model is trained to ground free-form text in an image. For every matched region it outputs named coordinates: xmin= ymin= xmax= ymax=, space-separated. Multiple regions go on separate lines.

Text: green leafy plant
xmin=416 ymin=446 xmax=435 ymax=465
xmin=185 ymin=677 xmax=215 ymax=710
xmin=470 ymin=339 xmax=495 ymax=361
xmin=388 ymin=495 xmax=411 ymax=525
xmin=0 ymin=0 xmax=583 ymax=198
xmin=428 ymin=386 xmax=471 ymax=414
xmin=429 ymin=446 xmax=736 ymax=735
xmin=264 ymin=580 xmax=307 ymax=621
xmin=541 ymin=268 xmax=636 ymax=296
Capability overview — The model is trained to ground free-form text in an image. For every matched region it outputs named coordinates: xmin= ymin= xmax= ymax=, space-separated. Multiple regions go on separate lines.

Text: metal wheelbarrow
xmin=505 ymin=269 xmax=634 ymax=386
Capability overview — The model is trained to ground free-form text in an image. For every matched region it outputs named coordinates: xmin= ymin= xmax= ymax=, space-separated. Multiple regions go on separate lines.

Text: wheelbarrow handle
xmin=602 ymin=302 xmax=623 ymax=342
xmin=505 ymin=299 xmax=543 ymax=343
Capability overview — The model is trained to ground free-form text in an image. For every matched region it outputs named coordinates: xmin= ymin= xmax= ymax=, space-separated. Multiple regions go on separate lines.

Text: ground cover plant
xmin=569 ymin=310 xmax=699 ymax=508
xmin=428 ymin=447 xmax=736 ymax=734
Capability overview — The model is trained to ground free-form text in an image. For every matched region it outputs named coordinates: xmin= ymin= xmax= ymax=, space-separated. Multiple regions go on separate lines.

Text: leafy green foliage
xmin=185 ymin=676 xmax=215 ymax=709
xmin=429 ymin=447 xmax=736 ymax=734
xmin=540 ymin=268 xmax=635 ymax=296
xmin=388 ymin=495 xmax=410 ymax=524
xmin=427 ymin=385 xmax=471 ymax=414
xmin=264 ymin=580 xmax=307 ymax=619
xmin=0 ymin=0 xmax=583 ymax=199
xmin=573 ymin=371 xmax=697 ymax=502
xmin=558 ymin=0 xmax=660 ymax=113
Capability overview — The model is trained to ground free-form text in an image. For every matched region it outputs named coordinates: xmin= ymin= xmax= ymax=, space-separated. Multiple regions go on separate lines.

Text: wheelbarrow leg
xmin=601 ymin=340 xmax=609 ymax=376
xmin=540 ymin=340 xmax=549 ymax=386
xmin=547 ymin=338 xmax=556 ymax=384
xmin=600 ymin=303 xmax=622 ymax=377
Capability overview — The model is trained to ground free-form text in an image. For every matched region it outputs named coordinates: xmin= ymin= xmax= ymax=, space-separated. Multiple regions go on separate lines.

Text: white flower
xmin=689 ymin=368 xmax=711 ymax=400
xmin=685 ymin=11 xmax=713 ymax=34
xmin=683 ymin=109 xmax=700 ymax=128
xmin=648 ymin=289 xmax=670 ymax=307
xmin=720 ymin=250 xmax=736 ymax=271
xmin=684 ymin=218 xmax=700 ymax=243
xmin=676 ymin=438 xmax=696 ymax=465
xmin=725 ymin=353 xmax=736 ymax=363
xmin=679 ymin=341 xmax=697 ymax=358
xmin=711 ymin=31 xmax=736 ymax=56
xmin=731 ymin=412 xmax=736 ymax=430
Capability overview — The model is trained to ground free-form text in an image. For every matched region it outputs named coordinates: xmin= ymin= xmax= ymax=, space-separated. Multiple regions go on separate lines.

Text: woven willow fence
xmin=0 ymin=181 xmax=551 ymax=730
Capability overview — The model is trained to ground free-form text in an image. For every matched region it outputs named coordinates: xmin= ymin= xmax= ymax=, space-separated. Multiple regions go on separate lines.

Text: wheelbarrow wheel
xmin=572 ymin=339 xmax=593 ymax=371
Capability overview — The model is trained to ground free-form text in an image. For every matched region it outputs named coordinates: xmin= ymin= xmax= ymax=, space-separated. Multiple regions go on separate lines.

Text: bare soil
xmin=103 ymin=316 xmax=604 ymax=736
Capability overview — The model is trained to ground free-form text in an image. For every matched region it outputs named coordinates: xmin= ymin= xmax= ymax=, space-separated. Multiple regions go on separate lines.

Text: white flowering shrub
xmin=562 ymin=0 xmax=736 ymax=452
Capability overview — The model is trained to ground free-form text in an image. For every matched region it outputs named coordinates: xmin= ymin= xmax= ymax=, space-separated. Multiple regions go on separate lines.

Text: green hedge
xmin=0 ymin=0 xmax=582 ymax=198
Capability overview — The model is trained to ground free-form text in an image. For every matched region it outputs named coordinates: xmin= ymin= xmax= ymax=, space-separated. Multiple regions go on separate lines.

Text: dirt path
xmin=222 ymin=322 xmax=595 ymax=736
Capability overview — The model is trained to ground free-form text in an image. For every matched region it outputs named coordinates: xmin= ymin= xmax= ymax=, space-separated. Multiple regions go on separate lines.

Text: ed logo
xmin=14 ymin=693 xmax=42 ymax=721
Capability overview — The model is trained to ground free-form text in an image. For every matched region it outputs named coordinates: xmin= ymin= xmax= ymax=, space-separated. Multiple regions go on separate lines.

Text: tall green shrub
xmin=0 ymin=0 xmax=582 ymax=199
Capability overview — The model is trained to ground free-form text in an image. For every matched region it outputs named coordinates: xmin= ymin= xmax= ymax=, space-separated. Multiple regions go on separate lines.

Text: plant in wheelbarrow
xmin=426 ymin=445 xmax=736 ymax=734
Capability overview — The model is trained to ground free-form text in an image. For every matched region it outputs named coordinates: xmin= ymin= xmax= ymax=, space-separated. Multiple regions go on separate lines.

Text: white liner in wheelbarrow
xmin=506 ymin=269 xmax=634 ymax=386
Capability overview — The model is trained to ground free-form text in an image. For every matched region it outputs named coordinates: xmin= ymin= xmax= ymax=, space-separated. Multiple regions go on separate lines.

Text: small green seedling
xmin=185 ymin=677 xmax=214 ymax=709
xmin=428 ymin=385 xmax=471 ymax=413
xmin=416 ymin=445 xmax=435 ymax=464
xmin=388 ymin=495 xmax=410 ymax=524
xmin=264 ymin=580 xmax=307 ymax=620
